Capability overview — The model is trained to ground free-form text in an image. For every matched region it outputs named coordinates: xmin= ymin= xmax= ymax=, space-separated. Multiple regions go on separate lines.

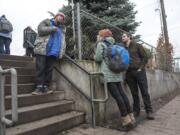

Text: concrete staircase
xmin=0 ymin=54 xmax=85 ymax=135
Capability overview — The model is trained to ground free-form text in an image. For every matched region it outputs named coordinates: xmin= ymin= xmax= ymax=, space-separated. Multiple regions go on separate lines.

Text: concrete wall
xmin=54 ymin=60 xmax=180 ymax=125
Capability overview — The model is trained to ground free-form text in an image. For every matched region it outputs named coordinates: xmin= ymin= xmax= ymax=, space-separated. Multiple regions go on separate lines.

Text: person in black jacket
xmin=23 ymin=26 xmax=37 ymax=57
xmin=122 ymin=32 xmax=155 ymax=120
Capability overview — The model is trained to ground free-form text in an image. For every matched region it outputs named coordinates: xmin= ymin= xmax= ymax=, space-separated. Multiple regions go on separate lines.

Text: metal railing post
xmin=0 ymin=73 xmax=6 ymax=135
xmin=10 ymin=68 xmax=18 ymax=123
xmin=89 ymin=75 xmax=96 ymax=128
xmin=89 ymin=73 xmax=109 ymax=128
xmin=0 ymin=66 xmax=18 ymax=135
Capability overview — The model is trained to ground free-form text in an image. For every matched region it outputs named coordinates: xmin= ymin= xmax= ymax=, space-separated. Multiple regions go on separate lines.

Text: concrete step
xmin=5 ymin=75 xmax=35 ymax=84
xmin=15 ymin=67 xmax=35 ymax=75
xmin=3 ymin=67 xmax=35 ymax=75
xmin=6 ymin=111 xmax=85 ymax=135
xmin=0 ymin=59 xmax=35 ymax=68
xmin=5 ymin=91 xmax=65 ymax=109
xmin=6 ymin=100 xmax=74 ymax=125
xmin=0 ymin=54 xmax=33 ymax=61
xmin=5 ymin=83 xmax=34 ymax=96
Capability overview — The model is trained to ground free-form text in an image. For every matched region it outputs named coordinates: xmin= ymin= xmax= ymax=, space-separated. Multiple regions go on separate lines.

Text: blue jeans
xmin=0 ymin=36 xmax=11 ymax=54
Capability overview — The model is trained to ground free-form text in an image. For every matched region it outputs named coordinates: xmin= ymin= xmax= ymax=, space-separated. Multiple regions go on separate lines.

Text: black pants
xmin=26 ymin=47 xmax=34 ymax=57
xmin=126 ymin=69 xmax=153 ymax=113
xmin=107 ymin=82 xmax=132 ymax=117
xmin=35 ymin=54 xmax=56 ymax=87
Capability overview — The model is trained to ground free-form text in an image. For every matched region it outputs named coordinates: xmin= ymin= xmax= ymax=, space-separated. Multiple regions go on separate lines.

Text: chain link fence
xmin=64 ymin=8 xmax=176 ymax=71
xmin=173 ymin=58 xmax=180 ymax=72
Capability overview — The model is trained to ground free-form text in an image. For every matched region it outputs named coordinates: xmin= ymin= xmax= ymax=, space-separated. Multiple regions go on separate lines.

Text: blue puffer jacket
xmin=34 ymin=19 xmax=66 ymax=59
xmin=46 ymin=19 xmax=62 ymax=57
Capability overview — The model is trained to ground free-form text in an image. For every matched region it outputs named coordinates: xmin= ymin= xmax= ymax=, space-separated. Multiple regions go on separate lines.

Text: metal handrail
xmin=54 ymin=66 xmax=91 ymax=101
xmin=90 ymin=72 xmax=109 ymax=102
xmin=64 ymin=55 xmax=109 ymax=102
xmin=64 ymin=55 xmax=90 ymax=75
xmin=0 ymin=66 xmax=18 ymax=135
xmin=55 ymin=55 xmax=109 ymax=127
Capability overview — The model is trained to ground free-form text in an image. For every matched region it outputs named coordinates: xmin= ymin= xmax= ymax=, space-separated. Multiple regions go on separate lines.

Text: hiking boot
xmin=118 ymin=115 xmax=134 ymax=132
xmin=129 ymin=113 xmax=136 ymax=125
xmin=147 ymin=112 xmax=155 ymax=120
xmin=43 ymin=85 xmax=54 ymax=94
xmin=118 ymin=123 xmax=134 ymax=132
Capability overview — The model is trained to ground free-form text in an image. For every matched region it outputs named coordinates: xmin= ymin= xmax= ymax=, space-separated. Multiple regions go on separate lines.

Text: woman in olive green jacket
xmin=95 ymin=29 xmax=136 ymax=131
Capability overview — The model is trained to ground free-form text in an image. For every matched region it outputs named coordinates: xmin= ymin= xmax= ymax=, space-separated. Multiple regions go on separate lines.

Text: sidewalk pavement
xmin=61 ymin=95 xmax=180 ymax=135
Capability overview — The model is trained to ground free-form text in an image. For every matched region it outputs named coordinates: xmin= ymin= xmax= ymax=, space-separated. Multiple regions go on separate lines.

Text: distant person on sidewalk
xmin=23 ymin=26 xmax=37 ymax=57
xmin=0 ymin=15 xmax=13 ymax=54
xmin=32 ymin=12 xmax=66 ymax=95
xmin=95 ymin=29 xmax=136 ymax=131
xmin=122 ymin=32 xmax=155 ymax=120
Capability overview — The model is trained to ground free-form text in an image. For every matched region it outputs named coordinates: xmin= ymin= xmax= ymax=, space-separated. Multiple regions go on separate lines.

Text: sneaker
xmin=147 ymin=112 xmax=155 ymax=120
xmin=43 ymin=85 xmax=53 ymax=94
xmin=32 ymin=87 xmax=43 ymax=95
xmin=32 ymin=85 xmax=43 ymax=95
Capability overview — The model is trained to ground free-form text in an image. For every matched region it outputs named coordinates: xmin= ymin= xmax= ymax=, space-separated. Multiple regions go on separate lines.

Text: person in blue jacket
xmin=0 ymin=15 xmax=13 ymax=54
xmin=32 ymin=12 xmax=66 ymax=95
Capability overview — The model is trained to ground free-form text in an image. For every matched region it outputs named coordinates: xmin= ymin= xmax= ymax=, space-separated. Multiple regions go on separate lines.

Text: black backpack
xmin=103 ymin=41 xmax=130 ymax=73
xmin=0 ymin=17 xmax=13 ymax=33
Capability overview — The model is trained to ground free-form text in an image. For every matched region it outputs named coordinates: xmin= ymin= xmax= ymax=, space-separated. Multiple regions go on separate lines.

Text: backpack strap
xmin=103 ymin=39 xmax=112 ymax=46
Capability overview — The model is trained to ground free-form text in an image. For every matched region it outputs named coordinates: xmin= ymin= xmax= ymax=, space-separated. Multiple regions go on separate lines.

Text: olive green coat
xmin=95 ymin=37 xmax=123 ymax=82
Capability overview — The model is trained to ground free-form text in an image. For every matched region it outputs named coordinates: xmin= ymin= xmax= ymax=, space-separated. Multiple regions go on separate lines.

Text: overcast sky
xmin=0 ymin=0 xmax=68 ymax=55
xmin=131 ymin=0 xmax=180 ymax=57
xmin=0 ymin=0 xmax=180 ymax=57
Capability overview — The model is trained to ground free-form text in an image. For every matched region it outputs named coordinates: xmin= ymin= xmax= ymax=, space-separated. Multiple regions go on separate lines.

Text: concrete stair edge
xmin=5 ymin=83 xmax=35 ymax=96
xmin=6 ymin=100 xmax=75 ymax=125
xmin=6 ymin=111 xmax=85 ymax=135
xmin=0 ymin=54 xmax=33 ymax=61
xmin=5 ymin=91 xmax=65 ymax=109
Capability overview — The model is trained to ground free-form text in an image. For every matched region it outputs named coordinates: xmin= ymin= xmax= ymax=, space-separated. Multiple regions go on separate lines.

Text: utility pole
xmin=159 ymin=0 xmax=171 ymax=71
xmin=159 ymin=0 xmax=169 ymax=45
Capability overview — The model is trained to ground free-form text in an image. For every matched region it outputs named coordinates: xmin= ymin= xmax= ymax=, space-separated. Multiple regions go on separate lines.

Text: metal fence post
xmin=76 ymin=2 xmax=82 ymax=60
